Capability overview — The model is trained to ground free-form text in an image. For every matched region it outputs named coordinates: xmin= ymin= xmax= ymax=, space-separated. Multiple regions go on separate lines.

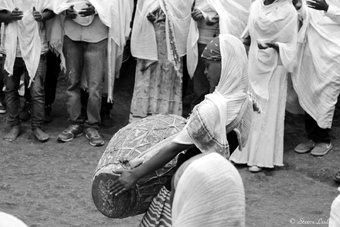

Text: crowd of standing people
xmin=1 ymin=0 xmax=340 ymax=226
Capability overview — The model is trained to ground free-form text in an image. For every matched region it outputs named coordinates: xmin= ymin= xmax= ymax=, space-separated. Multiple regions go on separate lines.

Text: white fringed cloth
xmin=172 ymin=153 xmax=245 ymax=227
xmin=186 ymin=0 xmax=251 ymax=78
xmin=0 ymin=0 xmax=68 ymax=86
xmin=247 ymin=0 xmax=298 ymax=100
xmin=0 ymin=212 xmax=28 ymax=227
xmin=330 ymin=188 xmax=340 ymax=227
xmin=48 ymin=0 xmax=133 ymax=102
xmin=131 ymin=0 xmax=193 ymax=72
xmin=291 ymin=1 xmax=340 ymax=129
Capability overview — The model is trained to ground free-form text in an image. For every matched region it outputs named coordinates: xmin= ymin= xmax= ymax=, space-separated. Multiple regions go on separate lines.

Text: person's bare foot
xmin=32 ymin=128 xmax=49 ymax=142
xmin=5 ymin=126 xmax=20 ymax=142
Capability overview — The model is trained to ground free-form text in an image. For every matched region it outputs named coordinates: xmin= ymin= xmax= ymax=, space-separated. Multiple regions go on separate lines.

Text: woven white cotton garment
xmin=0 ymin=212 xmax=28 ymax=227
xmin=0 ymin=0 xmax=68 ymax=86
xmin=247 ymin=0 xmax=298 ymax=100
xmin=330 ymin=187 xmax=340 ymax=227
xmin=291 ymin=0 xmax=340 ymax=128
xmin=47 ymin=0 xmax=133 ymax=102
xmin=172 ymin=152 xmax=245 ymax=227
xmin=186 ymin=0 xmax=251 ymax=78
xmin=195 ymin=34 xmax=249 ymax=150
xmin=131 ymin=0 xmax=193 ymax=62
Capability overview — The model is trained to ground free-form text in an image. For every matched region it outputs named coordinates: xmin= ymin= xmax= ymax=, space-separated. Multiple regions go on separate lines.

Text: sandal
xmin=249 ymin=166 xmax=263 ymax=173
xmin=333 ymin=171 xmax=340 ymax=183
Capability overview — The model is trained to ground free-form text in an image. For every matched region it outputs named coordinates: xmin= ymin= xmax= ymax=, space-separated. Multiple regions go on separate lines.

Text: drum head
xmin=92 ymin=172 xmax=136 ymax=218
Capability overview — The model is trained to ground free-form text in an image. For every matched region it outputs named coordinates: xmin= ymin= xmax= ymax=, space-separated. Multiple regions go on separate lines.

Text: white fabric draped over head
xmin=330 ymin=187 xmax=340 ymax=227
xmin=186 ymin=0 xmax=251 ymax=78
xmin=131 ymin=0 xmax=193 ymax=62
xmin=197 ymin=34 xmax=249 ymax=149
xmin=247 ymin=0 xmax=298 ymax=99
xmin=0 ymin=0 xmax=69 ymax=86
xmin=291 ymin=0 xmax=340 ymax=128
xmin=0 ymin=212 xmax=28 ymax=227
xmin=172 ymin=152 xmax=245 ymax=227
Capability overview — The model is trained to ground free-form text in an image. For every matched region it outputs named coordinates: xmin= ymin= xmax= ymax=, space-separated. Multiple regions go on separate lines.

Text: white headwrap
xmin=291 ymin=0 xmax=340 ymax=128
xmin=0 ymin=0 xmax=69 ymax=86
xmin=330 ymin=187 xmax=340 ymax=227
xmin=186 ymin=0 xmax=251 ymax=78
xmin=172 ymin=152 xmax=245 ymax=227
xmin=131 ymin=0 xmax=193 ymax=63
xmin=0 ymin=212 xmax=28 ymax=227
xmin=186 ymin=34 xmax=251 ymax=157
xmin=247 ymin=0 xmax=298 ymax=99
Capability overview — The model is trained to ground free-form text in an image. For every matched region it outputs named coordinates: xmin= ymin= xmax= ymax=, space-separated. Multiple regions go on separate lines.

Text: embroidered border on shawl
xmin=186 ymin=106 xmax=230 ymax=158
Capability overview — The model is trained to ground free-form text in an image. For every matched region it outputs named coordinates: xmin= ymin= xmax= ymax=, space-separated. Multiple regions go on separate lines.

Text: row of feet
xmin=247 ymin=140 xmax=333 ymax=173
xmin=5 ymin=125 xmax=104 ymax=147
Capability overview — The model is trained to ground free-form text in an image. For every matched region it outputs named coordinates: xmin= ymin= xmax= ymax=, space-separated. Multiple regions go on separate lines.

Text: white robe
xmin=230 ymin=0 xmax=298 ymax=168
xmin=186 ymin=0 xmax=251 ymax=78
xmin=291 ymin=1 xmax=340 ymax=129
xmin=0 ymin=0 xmax=69 ymax=86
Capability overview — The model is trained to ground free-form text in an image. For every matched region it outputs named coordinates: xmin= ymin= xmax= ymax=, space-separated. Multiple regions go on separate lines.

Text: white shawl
xmin=51 ymin=0 xmax=133 ymax=102
xmin=291 ymin=1 xmax=340 ymax=128
xmin=0 ymin=212 xmax=28 ymax=227
xmin=131 ymin=0 xmax=193 ymax=62
xmin=172 ymin=152 xmax=245 ymax=227
xmin=330 ymin=188 xmax=340 ymax=227
xmin=186 ymin=0 xmax=251 ymax=78
xmin=0 ymin=0 xmax=68 ymax=86
xmin=247 ymin=0 xmax=298 ymax=99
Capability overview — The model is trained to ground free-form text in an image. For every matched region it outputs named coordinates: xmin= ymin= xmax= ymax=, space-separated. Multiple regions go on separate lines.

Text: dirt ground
xmin=1 ymin=57 xmax=340 ymax=227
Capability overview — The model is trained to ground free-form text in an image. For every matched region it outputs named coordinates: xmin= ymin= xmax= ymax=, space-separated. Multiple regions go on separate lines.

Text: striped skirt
xmin=139 ymin=186 xmax=172 ymax=227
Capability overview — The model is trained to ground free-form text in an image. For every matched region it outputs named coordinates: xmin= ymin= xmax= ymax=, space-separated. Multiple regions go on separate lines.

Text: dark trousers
xmin=4 ymin=56 xmax=46 ymax=129
xmin=0 ymin=56 xmax=4 ymax=103
xmin=305 ymin=112 xmax=331 ymax=143
xmin=23 ymin=51 xmax=61 ymax=106
xmin=191 ymin=43 xmax=210 ymax=110
xmin=45 ymin=51 xmax=61 ymax=106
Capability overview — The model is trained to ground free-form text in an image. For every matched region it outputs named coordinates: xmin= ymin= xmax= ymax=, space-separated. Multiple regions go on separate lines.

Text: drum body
xmin=92 ymin=114 xmax=187 ymax=218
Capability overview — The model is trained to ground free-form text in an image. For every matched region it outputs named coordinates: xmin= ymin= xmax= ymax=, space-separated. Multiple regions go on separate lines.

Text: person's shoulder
xmin=280 ymin=1 xmax=298 ymax=17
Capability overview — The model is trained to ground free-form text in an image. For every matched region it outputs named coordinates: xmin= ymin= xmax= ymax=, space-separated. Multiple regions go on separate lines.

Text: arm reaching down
xmin=109 ymin=142 xmax=193 ymax=196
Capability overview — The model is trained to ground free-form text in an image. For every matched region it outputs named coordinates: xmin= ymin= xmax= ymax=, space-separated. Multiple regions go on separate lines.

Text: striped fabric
xmin=330 ymin=188 xmax=340 ymax=227
xmin=139 ymin=186 xmax=172 ymax=227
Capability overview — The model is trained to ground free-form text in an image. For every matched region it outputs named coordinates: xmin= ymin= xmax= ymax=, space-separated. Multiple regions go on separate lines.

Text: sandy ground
xmin=0 ymin=58 xmax=340 ymax=227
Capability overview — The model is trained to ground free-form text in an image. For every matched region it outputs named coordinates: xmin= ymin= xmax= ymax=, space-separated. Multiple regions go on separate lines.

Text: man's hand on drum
xmin=109 ymin=169 xmax=138 ymax=196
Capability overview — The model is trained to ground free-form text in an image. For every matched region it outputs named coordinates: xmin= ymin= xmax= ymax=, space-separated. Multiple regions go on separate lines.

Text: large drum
xmin=92 ymin=114 xmax=187 ymax=218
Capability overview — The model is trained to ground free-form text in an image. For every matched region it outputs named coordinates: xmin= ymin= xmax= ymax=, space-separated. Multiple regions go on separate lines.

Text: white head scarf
xmin=0 ymin=212 xmax=28 ymax=227
xmin=186 ymin=34 xmax=250 ymax=157
xmin=172 ymin=152 xmax=245 ymax=227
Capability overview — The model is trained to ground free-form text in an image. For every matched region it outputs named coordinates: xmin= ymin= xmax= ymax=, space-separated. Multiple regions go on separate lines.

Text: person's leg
xmin=307 ymin=112 xmax=332 ymax=156
xmin=294 ymin=112 xmax=318 ymax=153
xmin=191 ymin=43 xmax=210 ymax=110
xmin=58 ymin=36 xmax=84 ymax=142
xmin=100 ymin=96 xmax=114 ymax=127
xmin=83 ymin=39 xmax=107 ymax=146
xmin=19 ymin=72 xmax=32 ymax=121
xmin=4 ymin=58 xmax=25 ymax=141
xmin=29 ymin=54 xmax=49 ymax=142
xmin=0 ymin=55 xmax=6 ymax=114
xmin=295 ymin=112 xmax=332 ymax=155
xmin=44 ymin=50 xmax=61 ymax=123
xmin=80 ymin=89 xmax=88 ymax=122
